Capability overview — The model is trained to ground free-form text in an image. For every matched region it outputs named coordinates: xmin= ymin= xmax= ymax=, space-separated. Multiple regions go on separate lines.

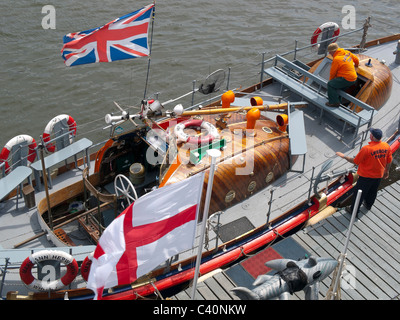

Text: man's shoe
xmin=363 ymin=201 xmax=372 ymax=210
xmin=325 ymin=102 xmax=340 ymax=107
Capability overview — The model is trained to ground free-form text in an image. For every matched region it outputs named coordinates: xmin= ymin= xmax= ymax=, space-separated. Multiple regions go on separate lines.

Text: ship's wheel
xmin=114 ymin=174 xmax=138 ymax=206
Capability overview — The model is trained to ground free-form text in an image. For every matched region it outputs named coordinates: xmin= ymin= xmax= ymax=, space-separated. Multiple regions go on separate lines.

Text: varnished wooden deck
xmin=171 ymin=179 xmax=400 ymax=300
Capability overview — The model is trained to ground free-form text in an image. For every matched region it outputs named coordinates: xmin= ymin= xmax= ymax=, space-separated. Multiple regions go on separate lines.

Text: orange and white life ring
xmin=43 ymin=114 xmax=77 ymax=153
xmin=80 ymin=253 xmax=93 ymax=281
xmin=19 ymin=250 xmax=79 ymax=291
xmin=0 ymin=135 xmax=37 ymax=173
xmin=311 ymin=22 xmax=340 ymax=47
xmin=174 ymin=119 xmax=219 ymax=145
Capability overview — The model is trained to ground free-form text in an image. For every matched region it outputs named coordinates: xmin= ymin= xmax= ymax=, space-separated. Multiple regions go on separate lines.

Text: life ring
xmin=19 ymin=250 xmax=79 ymax=291
xmin=311 ymin=22 xmax=340 ymax=47
xmin=174 ymin=119 xmax=219 ymax=145
xmin=43 ymin=114 xmax=77 ymax=153
xmin=80 ymin=253 xmax=93 ymax=281
xmin=0 ymin=135 xmax=37 ymax=174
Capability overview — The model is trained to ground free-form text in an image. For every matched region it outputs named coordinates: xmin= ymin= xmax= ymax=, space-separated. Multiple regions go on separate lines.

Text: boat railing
xmin=265 ymin=53 xmax=375 ymax=148
xmin=0 ymin=162 xmax=5 ymax=177
xmin=259 ymin=23 xmax=368 ymax=72
xmin=146 ymin=20 xmax=369 ymax=115
xmin=273 ymin=55 xmax=375 ymax=113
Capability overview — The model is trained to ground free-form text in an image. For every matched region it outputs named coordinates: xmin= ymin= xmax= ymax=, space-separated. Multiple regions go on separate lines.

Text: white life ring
xmin=43 ymin=114 xmax=77 ymax=153
xmin=174 ymin=119 xmax=219 ymax=145
xmin=0 ymin=134 xmax=37 ymax=173
xmin=19 ymin=250 xmax=79 ymax=291
xmin=311 ymin=22 xmax=340 ymax=47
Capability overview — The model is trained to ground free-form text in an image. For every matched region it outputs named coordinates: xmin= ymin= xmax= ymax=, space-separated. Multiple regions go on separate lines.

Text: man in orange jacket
xmin=326 ymin=43 xmax=359 ymax=107
xmin=336 ymin=128 xmax=392 ymax=216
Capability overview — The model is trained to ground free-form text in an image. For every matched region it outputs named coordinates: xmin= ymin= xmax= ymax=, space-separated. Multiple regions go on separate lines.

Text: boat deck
xmin=1 ymin=35 xmax=399 ymax=300
xmin=171 ymin=179 xmax=400 ymax=300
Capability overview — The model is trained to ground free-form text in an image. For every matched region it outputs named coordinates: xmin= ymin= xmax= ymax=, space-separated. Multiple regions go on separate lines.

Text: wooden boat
xmin=1 ymin=22 xmax=400 ymax=300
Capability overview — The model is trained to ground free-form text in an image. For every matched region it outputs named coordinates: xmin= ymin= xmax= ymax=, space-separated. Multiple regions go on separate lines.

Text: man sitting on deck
xmin=326 ymin=43 xmax=359 ymax=107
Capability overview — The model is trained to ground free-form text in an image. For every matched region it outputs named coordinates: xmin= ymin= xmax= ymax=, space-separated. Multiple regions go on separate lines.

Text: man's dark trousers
xmin=350 ymin=176 xmax=381 ymax=216
xmin=327 ymin=77 xmax=356 ymax=104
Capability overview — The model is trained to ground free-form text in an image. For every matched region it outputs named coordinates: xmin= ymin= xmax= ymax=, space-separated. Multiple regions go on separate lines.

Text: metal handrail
xmin=260 ymin=25 xmax=366 ymax=66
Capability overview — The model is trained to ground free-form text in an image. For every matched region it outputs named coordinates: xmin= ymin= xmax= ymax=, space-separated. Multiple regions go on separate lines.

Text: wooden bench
xmin=31 ymin=138 xmax=92 ymax=191
xmin=0 ymin=166 xmax=32 ymax=209
xmin=265 ymin=55 xmax=376 ymax=146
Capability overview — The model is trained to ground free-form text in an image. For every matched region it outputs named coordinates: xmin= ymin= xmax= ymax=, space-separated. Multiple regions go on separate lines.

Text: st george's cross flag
xmin=61 ymin=4 xmax=154 ymax=66
xmin=86 ymin=172 xmax=205 ymax=299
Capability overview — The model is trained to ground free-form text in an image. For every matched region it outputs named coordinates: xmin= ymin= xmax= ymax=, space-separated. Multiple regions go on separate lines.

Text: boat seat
xmin=0 ymin=166 xmax=32 ymax=209
xmin=288 ymin=106 xmax=307 ymax=173
xmin=265 ymin=55 xmax=376 ymax=147
xmin=31 ymin=138 xmax=92 ymax=191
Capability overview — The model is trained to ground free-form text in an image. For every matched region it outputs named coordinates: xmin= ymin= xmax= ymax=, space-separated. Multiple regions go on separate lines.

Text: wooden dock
xmin=170 ymin=179 xmax=400 ymax=300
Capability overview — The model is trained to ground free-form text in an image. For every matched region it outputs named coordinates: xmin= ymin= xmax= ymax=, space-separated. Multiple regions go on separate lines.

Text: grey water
xmin=0 ymin=0 xmax=398 ymax=148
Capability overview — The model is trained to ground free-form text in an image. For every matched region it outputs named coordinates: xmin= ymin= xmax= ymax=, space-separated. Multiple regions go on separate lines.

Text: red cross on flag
xmin=86 ymin=172 xmax=205 ymax=299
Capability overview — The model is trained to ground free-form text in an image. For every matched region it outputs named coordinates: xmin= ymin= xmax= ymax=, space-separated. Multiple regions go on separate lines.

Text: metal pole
xmin=39 ymin=144 xmax=53 ymax=230
xmin=143 ymin=4 xmax=156 ymax=100
xmin=260 ymin=52 xmax=265 ymax=88
xmin=0 ymin=258 xmax=9 ymax=299
xmin=328 ymin=189 xmax=362 ymax=299
xmin=191 ymin=149 xmax=221 ymax=300
xmin=191 ymin=80 xmax=196 ymax=106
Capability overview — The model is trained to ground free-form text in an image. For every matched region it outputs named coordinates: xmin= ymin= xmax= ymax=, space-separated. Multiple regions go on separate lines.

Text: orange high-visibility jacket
xmin=354 ymin=141 xmax=392 ymax=179
xmin=329 ymin=48 xmax=359 ymax=82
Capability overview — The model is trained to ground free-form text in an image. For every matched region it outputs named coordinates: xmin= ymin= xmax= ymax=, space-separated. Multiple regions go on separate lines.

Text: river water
xmin=0 ymin=0 xmax=398 ymax=149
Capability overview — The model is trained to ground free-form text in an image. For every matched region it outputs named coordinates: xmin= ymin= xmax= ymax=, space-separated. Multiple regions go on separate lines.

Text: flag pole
xmin=326 ymin=189 xmax=361 ymax=300
xmin=143 ymin=2 xmax=156 ymax=100
xmin=191 ymin=149 xmax=221 ymax=300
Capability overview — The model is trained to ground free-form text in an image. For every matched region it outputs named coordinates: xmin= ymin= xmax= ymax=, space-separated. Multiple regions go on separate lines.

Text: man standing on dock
xmin=325 ymin=43 xmax=359 ymax=107
xmin=336 ymin=128 xmax=392 ymax=216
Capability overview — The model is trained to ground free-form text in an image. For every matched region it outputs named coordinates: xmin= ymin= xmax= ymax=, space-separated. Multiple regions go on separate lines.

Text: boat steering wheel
xmin=114 ymin=174 xmax=138 ymax=205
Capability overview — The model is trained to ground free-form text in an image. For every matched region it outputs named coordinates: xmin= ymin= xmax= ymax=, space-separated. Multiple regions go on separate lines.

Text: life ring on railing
xmin=0 ymin=135 xmax=37 ymax=174
xmin=80 ymin=253 xmax=93 ymax=281
xmin=19 ymin=250 xmax=79 ymax=291
xmin=174 ymin=119 xmax=219 ymax=145
xmin=311 ymin=22 xmax=340 ymax=47
xmin=43 ymin=114 xmax=77 ymax=153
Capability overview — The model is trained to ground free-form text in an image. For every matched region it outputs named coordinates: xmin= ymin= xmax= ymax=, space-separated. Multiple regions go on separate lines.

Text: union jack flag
xmin=61 ymin=4 xmax=154 ymax=66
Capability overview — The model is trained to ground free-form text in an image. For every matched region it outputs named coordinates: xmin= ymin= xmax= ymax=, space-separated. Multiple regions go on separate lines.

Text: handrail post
xmin=226 ymin=67 xmax=231 ymax=90
xmin=260 ymin=52 xmax=265 ymax=88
